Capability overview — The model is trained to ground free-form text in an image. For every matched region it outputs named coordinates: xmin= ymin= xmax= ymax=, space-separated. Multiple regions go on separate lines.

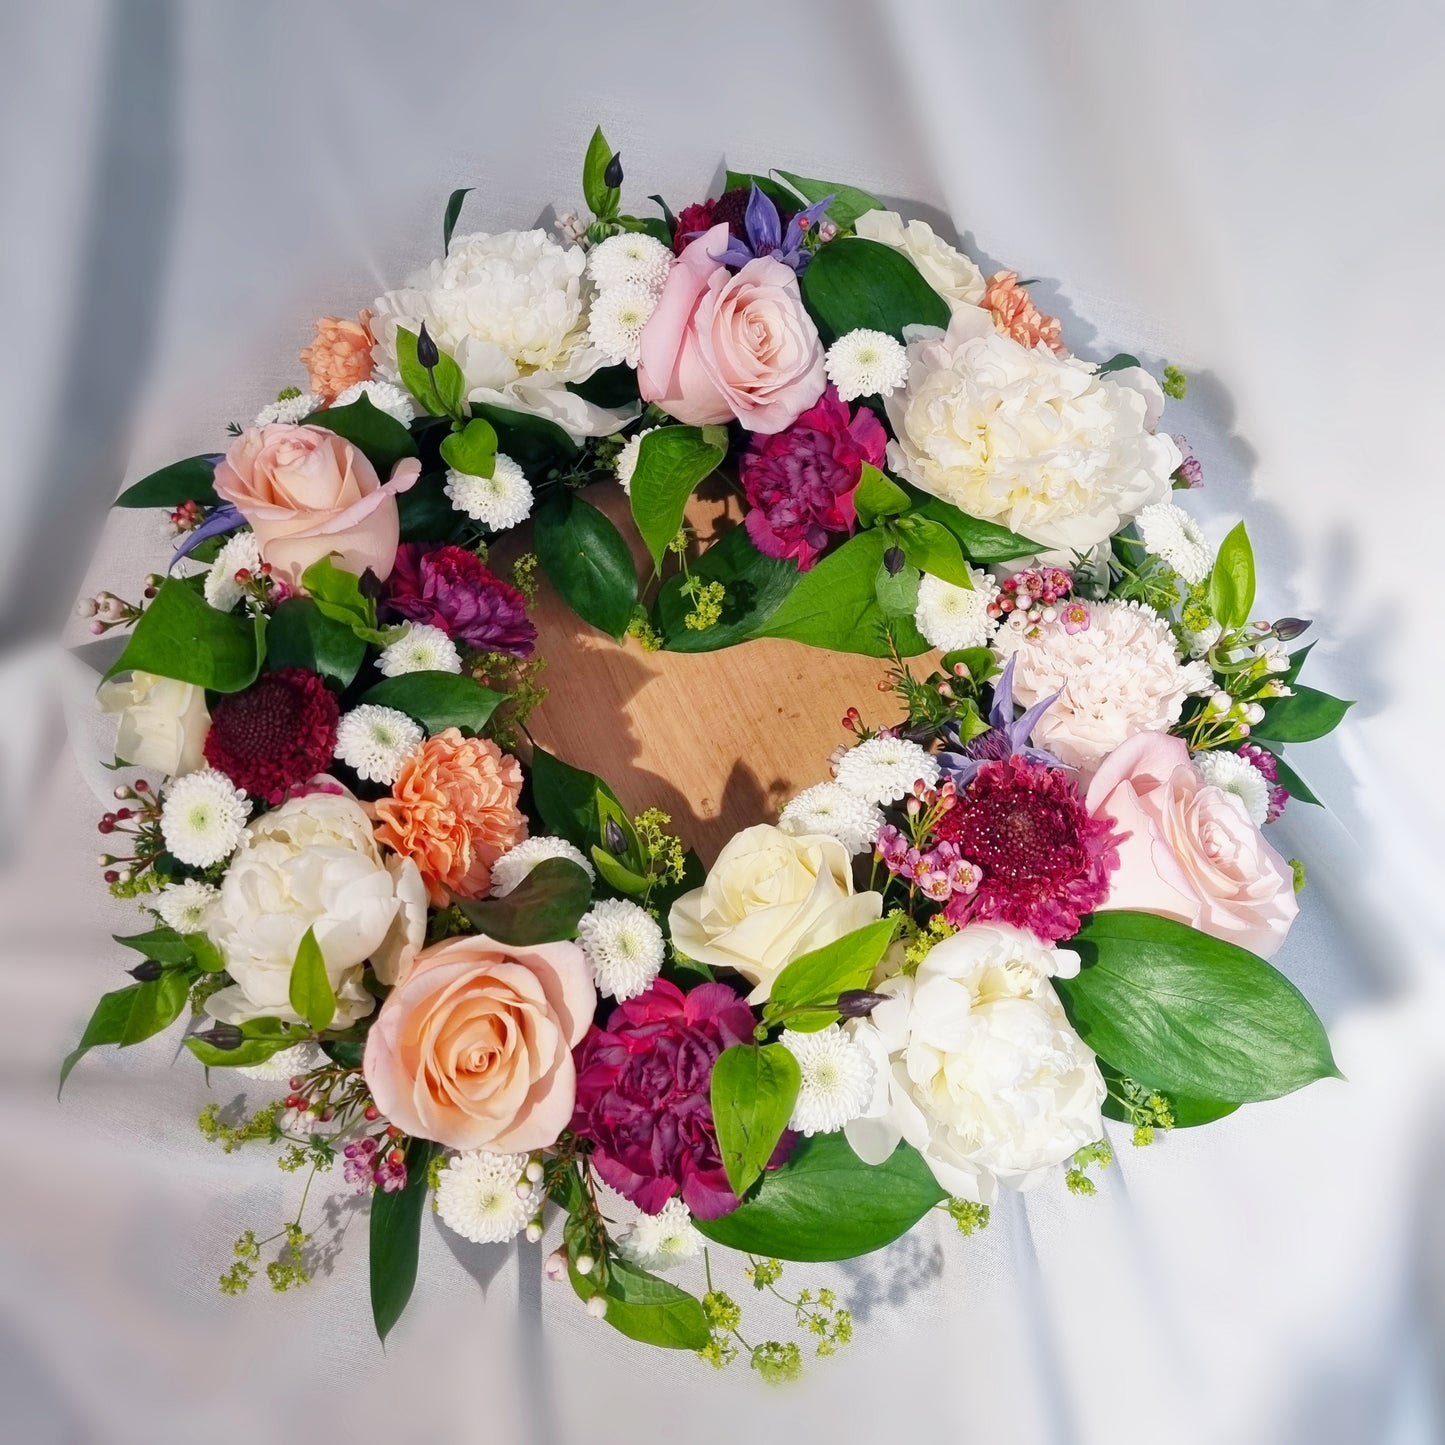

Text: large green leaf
xmin=113 ymin=927 xmax=197 ymax=966
xmin=468 ymin=403 xmax=580 ymax=471
xmin=59 ymin=973 xmax=193 ymax=1093
xmin=1099 ymin=1062 xmax=1239 ymax=1130
xmin=455 ymin=858 xmax=592 ymax=944
xmin=287 ymin=927 xmax=336 ymax=1032
xmin=582 ymin=125 xmax=620 ymax=219
xmin=764 ymin=916 xmax=897 ymax=1030
xmin=893 ymin=514 xmax=974 ymax=587
xmin=1251 ymin=685 xmax=1354 ymax=744
xmin=774 ymin=170 xmax=884 ymax=231
xmin=799 ymin=236 xmax=950 ymax=345
xmin=1053 ymin=911 xmax=1339 ymax=1104
xmin=265 ymin=597 xmax=366 ymax=688
xmin=395 ymin=326 xmax=467 ymax=420
xmin=533 ymin=491 xmax=638 ymax=640
xmin=711 ymin=1043 xmax=801 ymax=1197
xmin=359 ymin=672 xmax=506 ymax=736
xmin=370 ymin=1137 xmax=438 ymax=1344
xmin=694 ymin=1133 xmax=945 ymax=1262
xmin=911 ymin=496 xmax=1041 ymax=564
xmin=104 ymin=577 xmax=266 ymax=692
xmin=114 ymin=454 xmax=220 ymax=509
xmin=629 ymin=426 xmax=728 ymax=568
xmin=302 ymin=393 xmax=418 ymax=478
xmin=185 ymin=1031 xmax=299 ymax=1069
xmin=569 ymin=1256 xmax=710 ymax=1350
xmin=1208 ymin=521 xmax=1256 ymax=629
xmin=654 ymin=523 xmax=798 ymax=652
xmin=529 ymin=745 xmax=623 ymax=852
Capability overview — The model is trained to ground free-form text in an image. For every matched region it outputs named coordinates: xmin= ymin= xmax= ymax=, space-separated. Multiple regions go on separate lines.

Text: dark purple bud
xmin=416 ymin=322 xmax=440 ymax=371
xmin=1273 ymin=617 xmax=1312 ymax=641
xmin=603 ymin=152 xmax=624 ymax=189
xmin=193 ymin=1023 xmax=244 ymax=1051
xmin=883 ymin=546 xmax=906 ymax=576
xmin=357 ymin=567 xmax=384 ymax=601
xmin=127 ymin=960 xmax=163 ymax=982
xmin=604 ymin=819 xmax=627 ymax=856
xmin=835 ymin=989 xmax=890 ymax=1018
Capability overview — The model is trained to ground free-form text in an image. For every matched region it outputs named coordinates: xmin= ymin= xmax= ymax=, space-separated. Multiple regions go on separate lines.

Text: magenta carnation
xmin=381 ymin=544 xmax=536 ymax=657
xmin=739 ymin=384 xmax=887 ymax=569
xmin=934 ymin=755 xmax=1121 ymax=942
xmin=570 ymin=979 xmax=763 ymax=1220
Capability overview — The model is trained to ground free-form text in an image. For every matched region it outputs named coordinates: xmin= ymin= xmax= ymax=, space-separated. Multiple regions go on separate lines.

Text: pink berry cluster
xmin=75 ymin=580 xmax=159 ymax=635
xmin=168 ymin=500 xmax=205 ymax=535
xmin=987 ymin=567 xmax=1080 ymax=630
xmin=96 ymin=779 xmax=159 ymax=885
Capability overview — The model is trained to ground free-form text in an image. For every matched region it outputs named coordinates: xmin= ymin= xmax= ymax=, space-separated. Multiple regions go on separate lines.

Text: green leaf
xmin=1252 ymin=685 xmax=1354 ymax=744
xmin=723 ymin=170 xmax=798 ymax=210
xmin=184 ymin=933 xmax=226 ymax=973
xmin=1053 ymin=911 xmax=1339 ymax=1104
xmin=398 ymin=473 xmax=468 ymax=545
xmin=438 ymin=417 xmax=498 ymax=479
xmin=442 ymin=186 xmax=472 ymax=253
xmin=288 ymin=926 xmax=336 ymax=1032
xmin=265 ymin=597 xmax=366 ymax=688
xmin=654 ymin=523 xmax=798 ymax=653
xmin=533 ymin=491 xmax=638 ymax=640
xmin=396 ymin=325 xmax=467 ymax=420
xmin=567 ymin=362 xmax=640 ymax=411
xmin=529 ymin=745 xmax=624 ymax=853
xmin=754 ymin=530 xmax=930 ymax=656
xmin=299 ymin=556 xmax=381 ymax=638
xmin=1208 ymin=521 xmax=1256 ymax=629
xmin=629 ymin=426 xmax=728 ymax=568
xmin=764 ymin=916 xmax=897 ymax=1030
xmin=302 ymin=393 xmax=418 ymax=478
xmin=1282 ymin=641 xmax=1315 ymax=686
xmin=853 ymin=464 xmax=910 ymax=528
xmin=1098 ymin=353 xmax=1141 ymax=375
xmin=59 ymin=975 xmax=190 ymax=1093
xmin=799 ymin=236 xmax=950 ymax=345
xmin=773 ymin=170 xmax=883 ymax=230
xmin=370 ymin=1137 xmax=437 ymax=1344
xmin=1099 ymin=1062 xmax=1239 ymax=1129
xmin=359 ymin=671 xmax=506 ymax=736
xmin=455 ymin=858 xmax=593 ymax=944
xmin=184 ymin=1032 xmax=298 ymax=1069
xmin=1260 ymin=748 xmax=1323 ymax=806
xmin=114 ymin=454 xmax=220 ymax=509
xmin=467 ymin=403 xmax=580 ymax=471
xmin=711 ymin=1043 xmax=801 ymax=1197
xmin=874 ymin=560 xmax=921 ymax=618
xmin=911 ymin=495 xmax=1041 ymax=564
xmin=104 ymin=577 xmax=266 ymax=692
xmin=694 ymin=1133 xmax=945 ymax=1262
xmin=590 ymin=844 xmax=651 ymax=895
xmin=583 ymin=125 xmax=620 ymax=219
xmin=568 ymin=1256 xmax=710 ymax=1351
xmin=114 ymin=927 xmax=197 ymax=965
xmin=894 ymin=514 xmax=974 ymax=587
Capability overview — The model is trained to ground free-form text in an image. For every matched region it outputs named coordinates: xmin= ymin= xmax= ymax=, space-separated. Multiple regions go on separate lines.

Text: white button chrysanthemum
xmin=914 ymin=567 xmax=1001 ymax=651
xmin=824 ymin=328 xmax=910 ymax=403
xmin=377 ymin=624 xmax=463 ymax=677
xmin=237 ymin=1041 xmax=324 ymax=1083
xmin=1183 ymin=619 xmax=1222 ymax=659
xmin=834 ymin=734 xmax=941 ymax=805
xmin=1194 ymin=749 xmax=1271 ymax=827
xmin=614 ymin=427 xmax=657 ymax=495
xmin=576 ymin=898 xmax=665 ymax=1001
xmin=435 ymin=1150 xmax=539 ymax=1245
xmin=203 ymin=530 xmax=263 ymax=613
xmin=587 ymin=283 xmax=659 ymax=366
xmin=254 ymin=391 xmax=321 ymax=426
xmin=779 ymin=781 xmax=885 ymax=856
xmin=444 ymin=452 xmax=533 ymax=531
xmin=334 ymin=704 xmax=424 ymax=784
xmin=782 ymin=1025 xmax=877 ymax=1136
xmin=617 ymin=1196 xmax=704 ymax=1272
xmin=489 ymin=836 xmax=596 ymax=897
xmin=153 ymin=878 xmax=220 ymax=934
xmin=160 ymin=769 xmax=251 ymax=869
xmin=331 ymin=378 xmax=418 ymax=424
xmin=1136 ymin=502 xmax=1212 ymax=584
xmin=586 ymin=231 xmax=674 ymax=292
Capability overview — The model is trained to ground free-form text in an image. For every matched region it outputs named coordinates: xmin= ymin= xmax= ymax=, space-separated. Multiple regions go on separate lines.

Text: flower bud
xmin=127 ymin=960 xmax=164 ymax=982
xmin=574 ymin=1253 xmax=595 ymax=1277
xmin=585 ymin=1294 xmax=608 ymax=1319
xmin=883 ymin=545 xmax=906 ymax=576
xmin=415 ymin=322 xmax=440 ymax=370
xmin=1273 ymin=617 xmax=1312 ymax=641
xmin=544 ymin=1248 xmax=568 ymax=1282
xmin=192 ymin=1023 xmax=244 ymax=1051
xmin=604 ymin=819 xmax=627 ymax=856
xmin=603 ymin=152 xmax=624 ymax=189
xmin=836 ymin=989 xmax=890 ymax=1018
xmin=525 ymin=1221 xmax=543 ymax=1244
xmin=525 ymin=1159 xmax=545 ymax=1183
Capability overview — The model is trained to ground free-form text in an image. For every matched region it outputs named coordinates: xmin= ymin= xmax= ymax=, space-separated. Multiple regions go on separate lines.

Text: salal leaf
xmin=530 ymin=745 xmax=625 ymax=853
xmin=1251 ymin=685 xmax=1354 ymax=744
xmin=629 ymin=425 xmax=728 ymax=568
xmin=288 ymin=926 xmax=335 ymax=1032
xmin=455 ymin=859 xmax=592 ymax=944
xmin=894 ymin=514 xmax=974 ymax=587
xmin=773 ymin=170 xmax=884 ymax=230
xmin=534 ymin=491 xmax=638 ymax=641
xmin=711 ymin=1043 xmax=801 ymax=1197
xmin=265 ymin=597 xmax=366 ymax=688
xmin=359 ymin=671 xmax=506 ymax=736
xmin=799 ymin=236 xmax=950 ymax=344
xmin=1208 ymin=521 xmax=1256 ymax=629
xmin=104 ymin=578 xmax=266 ymax=693
xmin=302 ymin=393 xmax=418 ymax=478
xmin=1260 ymin=748 xmax=1323 ymax=806
xmin=438 ymin=416 xmax=498 ymax=479
xmin=442 ymin=186 xmax=473 ymax=253
xmin=370 ymin=1138 xmax=438 ymax=1344
xmin=115 ymin=454 xmax=220 ymax=509
xmin=653 ymin=523 xmax=797 ymax=653
xmin=568 ymin=1256 xmax=710 ymax=1351
xmin=764 ymin=916 xmax=897 ymax=1031
xmin=910 ymin=496 xmax=1041 ymax=564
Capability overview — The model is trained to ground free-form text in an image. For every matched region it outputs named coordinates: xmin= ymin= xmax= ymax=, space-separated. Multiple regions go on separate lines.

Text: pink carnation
xmin=982 ymin=271 xmax=1065 ymax=353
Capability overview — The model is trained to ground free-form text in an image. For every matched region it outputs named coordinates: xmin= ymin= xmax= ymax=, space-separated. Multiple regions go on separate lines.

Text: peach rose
xmin=300 ymin=310 xmax=375 ymax=399
xmin=637 ymin=223 xmax=825 ymax=434
xmin=373 ymin=729 xmax=527 ymax=906
xmin=214 ymin=424 xmax=419 ymax=585
xmin=363 ymin=932 xmax=595 ymax=1151
xmin=1086 ymin=732 xmax=1298 ymax=958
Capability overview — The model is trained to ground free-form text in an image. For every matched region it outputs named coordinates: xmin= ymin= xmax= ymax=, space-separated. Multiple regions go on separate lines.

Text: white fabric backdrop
xmin=2 ymin=3 xmax=1443 ymax=1442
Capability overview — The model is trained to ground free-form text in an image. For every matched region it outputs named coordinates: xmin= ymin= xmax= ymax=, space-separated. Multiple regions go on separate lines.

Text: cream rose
xmin=97 ymin=670 xmax=210 ymax=777
xmin=362 ymin=933 xmax=595 ymax=1152
xmin=853 ymin=210 xmax=987 ymax=312
xmin=1085 ymin=732 xmax=1298 ymax=958
xmin=204 ymin=791 xmax=427 ymax=1027
xmin=667 ymin=824 xmax=883 ymax=1003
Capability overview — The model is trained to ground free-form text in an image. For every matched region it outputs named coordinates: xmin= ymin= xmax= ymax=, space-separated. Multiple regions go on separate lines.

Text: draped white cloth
xmin=1 ymin=3 xmax=1442 ymax=1442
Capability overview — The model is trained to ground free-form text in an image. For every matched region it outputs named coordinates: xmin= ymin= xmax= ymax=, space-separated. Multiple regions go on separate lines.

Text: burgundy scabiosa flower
xmin=203 ymin=667 xmax=339 ymax=805
xmin=382 ymin=543 xmax=536 ymax=657
xmin=739 ymin=384 xmax=887 ymax=569
xmin=571 ymin=978 xmax=766 ymax=1220
xmin=933 ymin=755 xmax=1121 ymax=942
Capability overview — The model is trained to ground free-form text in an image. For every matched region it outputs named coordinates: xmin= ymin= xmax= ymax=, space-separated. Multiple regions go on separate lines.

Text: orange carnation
xmin=300 ymin=310 xmax=375 ymax=400
xmin=373 ymin=729 xmax=527 ymax=906
xmin=982 ymin=272 xmax=1064 ymax=354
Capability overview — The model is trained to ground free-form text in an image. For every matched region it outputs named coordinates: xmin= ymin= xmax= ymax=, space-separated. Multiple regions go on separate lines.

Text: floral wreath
xmin=70 ymin=129 xmax=1349 ymax=1374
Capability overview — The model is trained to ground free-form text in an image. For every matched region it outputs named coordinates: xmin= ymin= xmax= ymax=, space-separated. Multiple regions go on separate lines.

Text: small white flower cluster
xmin=331 ymin=378 xmax=417 ymax=425
xmin=913 ymin=567 xmax=1001 ymax=652
xmin=577 ymin=898 xmax=665 ymax=1001
xmin=586 ymin=233 xmax=673 ymax=367
xmin=616 ymin=1196 xmax=705 ymax=1272
xmin=824 ymin=328 xmax=909 ymax=403
xmin=377 ymin=624 xmax=462 ymax=677
xmin=613 ymin=426 xmax=657 ymax=495
xmin=154 ymin=878 xmax=220 ymax=934
xmin=1194 ymin=748 xmax=1272 ymax=826
xmin=779 ymin=781 xmax=884 ymax=856
xmin=833 ymin=733 xmax=940 ymax=806
xmin=160 ymin=769 xmax=252 ymax=869
xmin=334 ymin=704 xmax=424 ymax=784
xmin=1136 ymin=501 xmax=1212 ymax=584
xmin=237 ymin=1041 xmax=324 ymax=1084
xmin=435 ymin=1150 xmax=542 ymax=1245
xmin=781 ymin=1025 xmax=877 ymax=1136
xmin=445 ymin=452 xmax=533 ymax=531
xmin=490 ymin=836 xmax=596 ymax=897
xmin=204 ymin=530 xmax=263 ymax=613
xmin=254 ymin=392 xmax=321 ymax=427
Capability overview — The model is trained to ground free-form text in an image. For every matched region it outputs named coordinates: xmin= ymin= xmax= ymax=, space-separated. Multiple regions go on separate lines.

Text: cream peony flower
xmin=993 ymin=600 xmax=1211 ymax=774
xmin=98 ymin=670 xmax=211 ymax=778
xmin=884 ymin=308 xmax=1181 ymax=559
xmin=371 ymin=229 xmax=635 ymax=441
xmin=205 ymin=790 xmax=428 ymax=1027
xmin=667 ymin=824 xmax=883 ymax=1004
xmin=845 ymin=922 xmax=1104 ymax=1203
xmin=853 ymin=210 xmax=987 ymax=312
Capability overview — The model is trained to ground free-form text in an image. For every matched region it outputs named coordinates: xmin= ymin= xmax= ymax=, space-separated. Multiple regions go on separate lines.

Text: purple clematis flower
xmin=703 ymin=184 xmax=834 ymax=275
xmin=938 ymin=655 xmax=1066 ymax=784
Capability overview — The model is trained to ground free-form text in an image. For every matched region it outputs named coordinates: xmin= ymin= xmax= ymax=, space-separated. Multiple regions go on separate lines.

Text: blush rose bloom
xmin=363 ymin=933 xmax=595 ymax=1152
xmin=1086 ymin=731 xmax=1298 ymax=958
xmin=97 ymin=670 xmax=210 ymax=777
xmin=668 ymin=824 xmax=883 ymax=1003
xmin=637 ymin=223 xmax=825 ymax=434
xmin=214 ymin=424 xmax=420 ymax=586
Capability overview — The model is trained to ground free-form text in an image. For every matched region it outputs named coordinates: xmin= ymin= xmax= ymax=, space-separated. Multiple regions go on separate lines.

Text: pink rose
xmin=637 ymin=223 xmax=826 ymax=434
xmin=362 ymin=932 xmax=595 ymax=1152
xmin=214 ymin=424 xmax=420 ymax=586
xmin=1086 ymin=732 xmax=1298 ymax=958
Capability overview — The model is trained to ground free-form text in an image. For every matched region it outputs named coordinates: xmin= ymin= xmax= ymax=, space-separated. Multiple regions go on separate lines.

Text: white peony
xmin=854 ymin=210 xmax=987 ymax=312
xmin=884 ymin=308 xmax=1181 ymax=559
xmin=993 ymin=600 xmax=1212 ymax=774
xmin=97 ymin=670 xmax=211 ymax=777
xmin=371 ymin=229 xmax=635 ymax=441
xmin=205 ymin=790 xmax=428 ymax=1028
xmin=845 ymin=922 xmax=1104 ymax=1203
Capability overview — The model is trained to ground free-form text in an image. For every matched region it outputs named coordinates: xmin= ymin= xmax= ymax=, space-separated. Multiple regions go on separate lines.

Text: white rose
xmin=854 ymin=210 xmax=987 ymax=311
xmin=371 ymin=229 xmax=635 ymax=441
xmin=667 ymin=824 xmax=883 ymax=1004
xmin=846 ymin=922 xmax=1104 ymax=1203
xmin=205 ymin=791 xmax=428 ymax=1027
xmin=884 ymin=308 xmax=1181 ymax=559
xmin=97 ymin=670 xmax=210 ymax=777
